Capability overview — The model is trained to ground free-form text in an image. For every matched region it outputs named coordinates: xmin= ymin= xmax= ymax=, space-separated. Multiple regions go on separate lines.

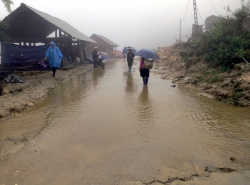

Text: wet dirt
xmin=1 ymin=59 xmax=250 ymax=184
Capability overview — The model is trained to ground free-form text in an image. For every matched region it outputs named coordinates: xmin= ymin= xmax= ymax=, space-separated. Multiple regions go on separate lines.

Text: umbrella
xmin=123 ymin=47 xmax=136 ymax=54
xmin=135 ymin=49 xmax=159 ymax=60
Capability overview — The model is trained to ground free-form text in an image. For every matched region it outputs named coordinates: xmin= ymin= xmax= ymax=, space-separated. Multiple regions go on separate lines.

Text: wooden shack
xmin=0 ymin=3 xmax=96 ymax=68
xmin=86 ymin=34 xmax=118 ymax=56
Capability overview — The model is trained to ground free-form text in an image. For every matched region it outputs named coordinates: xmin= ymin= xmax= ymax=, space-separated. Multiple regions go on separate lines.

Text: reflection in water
xmin=137 ymin=86 xmax=155 ymax=137
xmin=93 ymin=69 xmax=105 ymax=87
xmin=125 ymin=73 xmax=134 ymax=94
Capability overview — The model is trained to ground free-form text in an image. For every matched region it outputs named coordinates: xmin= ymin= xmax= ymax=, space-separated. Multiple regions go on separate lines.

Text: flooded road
xmin=1 ymin=59 xmax=250 ymax=184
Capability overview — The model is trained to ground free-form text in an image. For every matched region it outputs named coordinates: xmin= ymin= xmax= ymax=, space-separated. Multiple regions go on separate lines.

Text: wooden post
xmin=59 ymin=29 xmax=62 ymax=38
xmin=27 ymin=10 xmax=31 ymax=45
xmin=0 ymin=42 xmax=2 ymax=64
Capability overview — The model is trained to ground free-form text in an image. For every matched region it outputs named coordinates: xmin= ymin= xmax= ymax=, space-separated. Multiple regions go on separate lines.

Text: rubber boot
xmin=128 ymin=66 xmax=131 ymax=72
xmin=142 ymin=78 xmax=145 ymax=85
xmin=145 ymin=78 xmax=148 ymax=85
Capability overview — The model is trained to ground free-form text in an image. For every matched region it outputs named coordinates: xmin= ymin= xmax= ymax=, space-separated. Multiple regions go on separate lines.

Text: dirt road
xmin=1 ymin=59 xmax=250 ymax=185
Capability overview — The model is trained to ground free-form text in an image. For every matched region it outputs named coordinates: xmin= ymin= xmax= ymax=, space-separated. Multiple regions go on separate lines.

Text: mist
xmin=0 ymin=0 xmax=242 ymax=50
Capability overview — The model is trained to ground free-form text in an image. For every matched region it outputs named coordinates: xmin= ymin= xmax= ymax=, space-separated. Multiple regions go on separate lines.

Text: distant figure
xmin=139 ymin=57 xmax=150 ymax=85
xmin=43 ymin=41 xmax=63 ymax=77
xmin=92 ymin=47 xmax=99 ymax=69
xmin=127 ymin=49 xmax=135 ymax=72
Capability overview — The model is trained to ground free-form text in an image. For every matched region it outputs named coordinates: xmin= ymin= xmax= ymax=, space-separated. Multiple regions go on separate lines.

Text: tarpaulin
xmin=1 ymin=43 xmax=49 ymax=64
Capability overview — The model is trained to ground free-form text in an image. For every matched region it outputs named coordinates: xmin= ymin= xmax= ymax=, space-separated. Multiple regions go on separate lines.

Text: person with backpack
xmin=139 ymin=57 xmax=152 ymax=85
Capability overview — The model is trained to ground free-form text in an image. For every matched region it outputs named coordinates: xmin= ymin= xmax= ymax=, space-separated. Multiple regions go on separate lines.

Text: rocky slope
xmin=155 ymin=43 xmax=250 ymax=107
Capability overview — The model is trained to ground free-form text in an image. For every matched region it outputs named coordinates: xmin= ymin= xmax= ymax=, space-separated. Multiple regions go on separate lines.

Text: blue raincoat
xmin=46 ymin=44 xmax=63 ymax=68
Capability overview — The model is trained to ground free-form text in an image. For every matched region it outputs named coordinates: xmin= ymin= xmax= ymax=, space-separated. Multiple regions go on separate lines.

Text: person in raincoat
xmin=126 ymin=49 xmax=134 ymax=72
xmin=42 ymin=41 xmax=63 ymax=77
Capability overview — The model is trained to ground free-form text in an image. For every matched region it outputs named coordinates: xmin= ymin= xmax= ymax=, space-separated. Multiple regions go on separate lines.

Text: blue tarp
xmin=1 ymin=43 xmax=49 ymax=64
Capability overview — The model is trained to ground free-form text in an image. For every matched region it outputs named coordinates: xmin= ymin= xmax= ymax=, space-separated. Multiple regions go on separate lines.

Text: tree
xmin=201 ymin=0 xmax=250 ymax=68
xmin=0 ymin=0 xmax=13 ymax=41
xmin=1 ymin=0 xmax=13 ymax=13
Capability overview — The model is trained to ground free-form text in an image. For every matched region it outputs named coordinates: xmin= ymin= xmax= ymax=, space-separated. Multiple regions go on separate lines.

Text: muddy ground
xmin=1 ymin=59 xmax=250 ymax=184
xmin=0 ymin=63 xmax=93 ymax=119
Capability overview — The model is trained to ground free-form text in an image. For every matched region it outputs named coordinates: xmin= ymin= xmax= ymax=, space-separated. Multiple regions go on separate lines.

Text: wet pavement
xmin=1 ymin=59 xmax=250 ymax=184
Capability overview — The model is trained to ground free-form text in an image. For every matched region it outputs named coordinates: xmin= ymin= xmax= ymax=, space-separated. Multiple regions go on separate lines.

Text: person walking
xmin=92 ymin=47 xmax=99 ymax=69
xmin=127 ymin=49 xmax=135 ymax=72
xmin=42 ymin=41 xmax=63 ymax=77
xmin=139 ymin=57 xmax=150 ymax=85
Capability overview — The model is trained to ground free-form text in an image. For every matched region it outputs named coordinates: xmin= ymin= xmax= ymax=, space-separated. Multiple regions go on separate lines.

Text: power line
xmin=208 ymin=0 xmax=219 ymax=15
xmin=182 ymin=0 xmax=191 ymax=21
xmin=197 ymin=6 xmax=205 ymax=23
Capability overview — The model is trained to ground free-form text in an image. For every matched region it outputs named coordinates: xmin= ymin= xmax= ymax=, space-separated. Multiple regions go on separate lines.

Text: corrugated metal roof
xmin=5 ymin=3 xmax=96 ymax=43
xmin=92 ymin=34 xmax=119 ymax=47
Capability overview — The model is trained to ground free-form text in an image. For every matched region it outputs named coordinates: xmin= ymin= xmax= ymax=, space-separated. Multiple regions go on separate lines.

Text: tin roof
xmin=91 ymin=34 xmax=119 ymax=47
xmin=2 ymin=3 xmax=96 ymax=43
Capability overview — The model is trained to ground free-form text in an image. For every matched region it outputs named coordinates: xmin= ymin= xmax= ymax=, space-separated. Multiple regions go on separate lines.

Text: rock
xmin=175 ymin=75 xmax=185 ymax=79
xmin=191 ymin=78 xmax=198 ymax=84
xmin=27 ymin=102 xmax=34 ymax=107
xmin=186 ymin=57 xmax=201 ymax=69
xmin=215 ymin=89 xmax=230 ymax=98
xmin=230 ymin=157 xmax=236 ymax=161
xmin=1 ymin=88 xmax=9 ymax=95
xmin=199 ymin=93 xmax=214 ymax=99
xmin=162 ymin=56 xmax=168 ymax=60
xmin=203 ymin=85 xmax=213 ymax=90
xmin=183 ymin=77 xmax=192 ymax=84
xmin=171 ymin=84 xmax=176 ymax=87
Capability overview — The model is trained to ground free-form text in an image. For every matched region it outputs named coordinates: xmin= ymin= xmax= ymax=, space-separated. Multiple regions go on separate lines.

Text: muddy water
xmin=1 ymin=60 xmax=250 ymax=184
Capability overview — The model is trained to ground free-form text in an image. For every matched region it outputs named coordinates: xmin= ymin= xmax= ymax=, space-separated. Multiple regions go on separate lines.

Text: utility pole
xmin=193 ymin=0 xmax=199 ymax=38
xmin=179 ymin=19 xmax=181 ymax=43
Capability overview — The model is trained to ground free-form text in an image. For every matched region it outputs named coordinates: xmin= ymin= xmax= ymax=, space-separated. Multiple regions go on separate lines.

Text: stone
xmin=215 ymin=89 xmax=230 ymax=98
xmin=27 ymin=102 xmax=34 ymax=107
xmin=186 ymin=57 xmax=201 ymax=69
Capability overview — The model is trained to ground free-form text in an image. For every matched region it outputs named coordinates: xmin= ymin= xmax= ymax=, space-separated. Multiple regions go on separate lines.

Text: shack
xmin=86 ymin=34 xmax=118 ymax=56
xmin=205 ymin=15 xmax=222 ymax=32
xmin=0 ymin=3 xmax=96 ymax=70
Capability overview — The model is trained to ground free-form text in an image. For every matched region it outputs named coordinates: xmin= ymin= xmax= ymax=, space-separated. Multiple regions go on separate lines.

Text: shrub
xmin=201 ymin=0 xmax=250 ymax=68
xmin=0 ymin=21 xmax=10 ymax=41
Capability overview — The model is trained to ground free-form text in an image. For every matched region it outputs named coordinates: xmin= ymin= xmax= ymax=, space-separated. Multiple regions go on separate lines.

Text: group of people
xmin=42 ymin=42 xmax=150 ymax=86
xmin=126 ymin=49 xmax=150 ymax=86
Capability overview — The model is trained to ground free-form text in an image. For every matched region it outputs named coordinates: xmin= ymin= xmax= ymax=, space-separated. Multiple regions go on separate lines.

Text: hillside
xmin=155 ymin=43 xmax=250 ymax=107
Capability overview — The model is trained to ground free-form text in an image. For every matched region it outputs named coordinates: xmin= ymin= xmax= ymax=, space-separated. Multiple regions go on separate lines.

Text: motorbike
xmin=96 ymin=53 xmax=105 ymax=69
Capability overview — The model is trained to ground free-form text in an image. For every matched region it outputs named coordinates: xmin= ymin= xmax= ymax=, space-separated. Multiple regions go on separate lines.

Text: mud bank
xmin=0 ymin=63 xmax=93 ymax=119
xmin=155 ymin=44 xmax=250 ymax=107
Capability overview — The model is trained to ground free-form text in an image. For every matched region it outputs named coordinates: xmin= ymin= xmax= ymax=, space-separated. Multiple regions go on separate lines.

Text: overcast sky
xmin=0 ymin=0 xmax=243 ymax=50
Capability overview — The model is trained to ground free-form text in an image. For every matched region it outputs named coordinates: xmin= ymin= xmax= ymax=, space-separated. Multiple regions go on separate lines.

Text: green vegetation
xmin=1 ymin=0 xmax=13 ymax=13
xmin=0 ymin=21 xmax=10 ymax=41
xmin=0 ymin=0 xmax=13 ymax=41
xmin=201 ymin=0 xmax=250 ymax=68
xmin=195 ymin=67 xmax=228 ymax=84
